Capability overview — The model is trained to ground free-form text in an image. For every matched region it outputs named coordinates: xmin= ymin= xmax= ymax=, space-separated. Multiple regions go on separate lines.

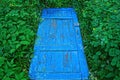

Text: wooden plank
xmin=34 ymin=73 xmax=82 ymax=80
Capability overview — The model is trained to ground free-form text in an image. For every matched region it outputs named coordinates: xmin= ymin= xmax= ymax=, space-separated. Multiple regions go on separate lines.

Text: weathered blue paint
xmin=29 ymin=8 xmax=89 ymax=80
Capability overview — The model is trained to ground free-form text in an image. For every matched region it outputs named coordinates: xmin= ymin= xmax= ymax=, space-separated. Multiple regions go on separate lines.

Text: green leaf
xmin=106 ymin=65 xmax=113 ymax=71
xmin=96 ymin=51 xmax=101 ymax=55
xmin=111 ymin=57 xmax=117 ymax=66
xmin=0 ymin=57 xmax=5 ymax=66
xmin=3 ymin=76 xmax=11 ymax=80
xmin=15 ymin=72 xmax=25 ymax=80
xmin=105 ymin=73 xmax=114 ymax=78
xmin=0 ymin=68 xmax=4 ymax=78
xmin=10 ymin=49 xmax=16 ymax=54
xmin=20 ymin=41 xmax=30 ymax=45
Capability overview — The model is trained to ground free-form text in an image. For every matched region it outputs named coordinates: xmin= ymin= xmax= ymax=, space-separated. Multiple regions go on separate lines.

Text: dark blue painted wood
xmin=29 ymin=8 xmax=89 ymax=80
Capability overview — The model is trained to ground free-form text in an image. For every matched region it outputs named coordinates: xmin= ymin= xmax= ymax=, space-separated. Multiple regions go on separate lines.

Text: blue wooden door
xmin=29 ymin=8 xmax=89 ymax=80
